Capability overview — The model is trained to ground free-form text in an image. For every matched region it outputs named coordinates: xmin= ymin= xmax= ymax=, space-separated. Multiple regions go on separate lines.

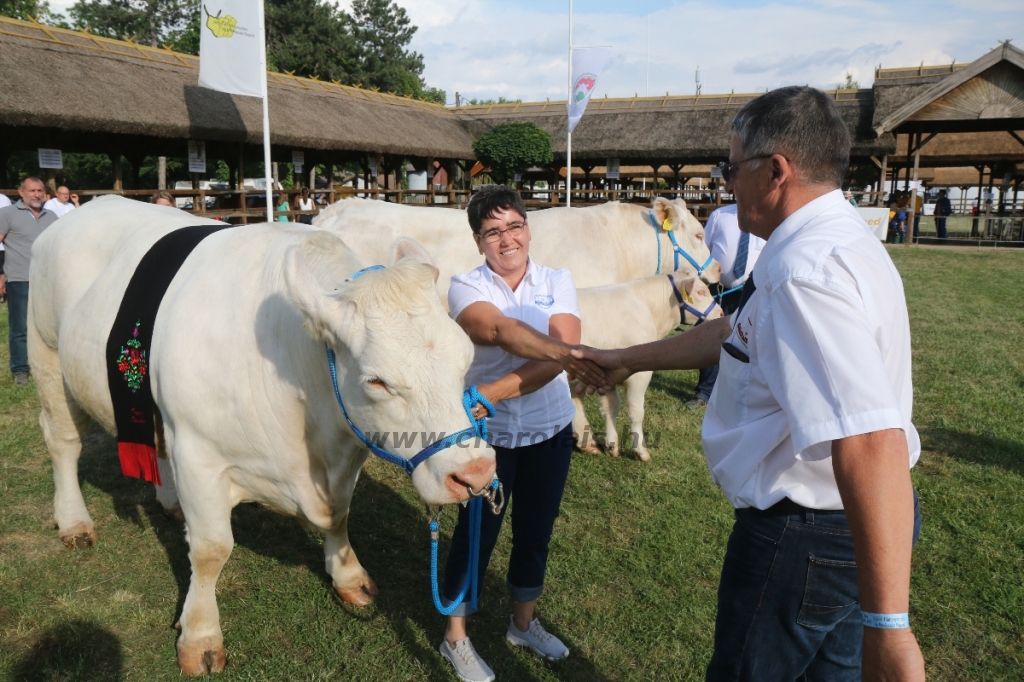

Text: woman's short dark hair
xmin=466 ymin=185 xmax=527 ymax=234
xmin=731 ymin=86 xmax=851 ymax=188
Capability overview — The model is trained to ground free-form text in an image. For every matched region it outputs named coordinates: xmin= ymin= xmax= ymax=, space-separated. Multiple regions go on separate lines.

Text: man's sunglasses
xmin=717 ymin=155 xmax=775 ymax=183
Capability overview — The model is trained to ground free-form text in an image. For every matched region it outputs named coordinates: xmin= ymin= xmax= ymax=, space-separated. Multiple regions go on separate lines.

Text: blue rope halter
xmin=667 ymin=274 xmax=720 ymax=322
xmin=649 ymin=210 xmax=715 ymax=277
xmin=327 ymin=264 xmax=502 ymax=615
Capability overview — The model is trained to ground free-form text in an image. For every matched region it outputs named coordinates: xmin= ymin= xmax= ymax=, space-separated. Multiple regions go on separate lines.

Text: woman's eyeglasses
xmin=478 ymin=222 xmax=526 ymax=243
xmin=717 ymin=155 xmax=775 ymax=182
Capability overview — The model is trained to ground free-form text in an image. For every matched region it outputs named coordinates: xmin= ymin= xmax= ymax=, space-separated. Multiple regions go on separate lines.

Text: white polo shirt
xmin=705 ymin=204 xmax=766 ymax=289
xmin=449 ymin=259 xmax=579 ymax=448
xmin=42 ymin=198 xmax=75 ymax=218
xmin=702 ymin=190 xmax=919 ymax=510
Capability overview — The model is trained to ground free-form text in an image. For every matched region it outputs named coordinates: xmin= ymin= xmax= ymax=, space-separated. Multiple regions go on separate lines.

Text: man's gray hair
xmin=20 ymin=176 xmax=44 ymax=188
xmin=731 ymin=86 xmax=851 ymax=188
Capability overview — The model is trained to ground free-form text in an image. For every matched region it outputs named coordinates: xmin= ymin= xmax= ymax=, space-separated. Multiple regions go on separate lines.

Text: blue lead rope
xmin=648 ymin=210 xmax=715 ymax=276
xmin=714 ymin=284 xmax=744 ymax=301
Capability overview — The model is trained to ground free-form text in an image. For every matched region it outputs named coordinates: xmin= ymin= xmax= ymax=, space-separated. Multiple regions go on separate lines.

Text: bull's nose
xmin=704 ymin=260 xmax=722 ymax=283
xmin=447 ymin=457 xmax=497 ymax=500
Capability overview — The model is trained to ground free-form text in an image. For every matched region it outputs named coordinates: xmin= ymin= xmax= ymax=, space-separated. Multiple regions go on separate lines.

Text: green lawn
xmin=1 ymin=245 xmax=1022 ymax=681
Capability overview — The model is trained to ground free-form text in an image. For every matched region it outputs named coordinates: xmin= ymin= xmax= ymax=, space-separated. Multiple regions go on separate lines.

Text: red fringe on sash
xmin=117 ymin=442 xmax=162 ymax=486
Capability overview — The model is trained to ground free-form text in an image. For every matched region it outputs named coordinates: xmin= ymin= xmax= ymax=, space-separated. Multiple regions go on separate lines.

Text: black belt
xmin=760 ymin=498 xmax=846 ymax=515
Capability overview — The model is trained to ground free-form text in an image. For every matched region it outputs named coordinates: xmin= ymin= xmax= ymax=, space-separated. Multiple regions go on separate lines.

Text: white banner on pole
xmin=198 ymin=0 xmax=263 ymax=98
xmin=568 ymin=46 xmax=610 ymax=132
xmin=856 ymin=207 xmax=890 ymax=241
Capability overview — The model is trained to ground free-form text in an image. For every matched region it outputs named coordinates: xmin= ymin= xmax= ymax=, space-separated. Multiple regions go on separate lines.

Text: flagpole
xmin=257 ymin=0 xmax=273 ymax=223
xmin=566 ymin=0 xmax=572 ymax=209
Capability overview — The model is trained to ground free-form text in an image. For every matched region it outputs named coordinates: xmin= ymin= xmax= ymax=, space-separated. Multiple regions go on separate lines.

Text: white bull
xmin=313 ymin=196 xmax=721 ymax=302
xmin=28 ymin=197 xmax=496 ymax=675
xmin=573 ymin=274 xmax=723 ymax=461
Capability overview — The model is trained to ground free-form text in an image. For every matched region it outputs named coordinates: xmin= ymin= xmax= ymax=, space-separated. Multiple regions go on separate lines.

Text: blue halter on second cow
xmin=648 ymin=210 xmax=716 ymax=277
xmin=325 ymin=264 xmax=504 ymax=615
xmin=667 ymin=273 xmax=719 ymax=322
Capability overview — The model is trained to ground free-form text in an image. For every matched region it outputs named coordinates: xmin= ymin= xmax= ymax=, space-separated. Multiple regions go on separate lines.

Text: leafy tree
xmin=68 ymin=0 xmax=197 ymax=48
xmin=421 ymin=86 xmax=446 ymax=104
xmin=349 ymin=0 xmax=424 ymax=96
xmin=472 ymin=122 xmax=553 ymax=186
xmin=0 ymin=0 xmax=64 ymax=23
xmin=840 ymin=72 xmax=860 ymax=90
xmin=265 ymin=0 xmax=355 ymax=81
xmin=468 ymin=97 xmax=522 ymax=105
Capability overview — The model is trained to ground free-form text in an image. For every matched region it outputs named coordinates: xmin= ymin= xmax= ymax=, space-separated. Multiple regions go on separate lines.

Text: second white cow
xmin=573 ymin=274 xmax=723 ymax=461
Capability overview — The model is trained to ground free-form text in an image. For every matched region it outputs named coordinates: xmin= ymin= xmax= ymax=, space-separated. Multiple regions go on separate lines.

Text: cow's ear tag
xmin=661 ymin=218 xmax=673 ymax=231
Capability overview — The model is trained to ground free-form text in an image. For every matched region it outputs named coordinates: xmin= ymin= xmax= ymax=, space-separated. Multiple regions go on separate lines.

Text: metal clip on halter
xmin=468 ymin=478 xmax=505 ymax=516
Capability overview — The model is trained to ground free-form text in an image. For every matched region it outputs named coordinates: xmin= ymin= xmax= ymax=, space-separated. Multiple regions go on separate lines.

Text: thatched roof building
xmin=0 ymin=16 xmax=474 ymax=163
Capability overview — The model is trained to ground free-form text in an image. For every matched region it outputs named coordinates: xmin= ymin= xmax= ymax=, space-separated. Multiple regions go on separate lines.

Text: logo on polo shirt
xmin=534 ymin=294 xmax=554 ymax=309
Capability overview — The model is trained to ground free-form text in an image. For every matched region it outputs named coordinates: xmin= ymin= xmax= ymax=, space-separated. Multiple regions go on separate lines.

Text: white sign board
xmin=197 ymin=0 xmax=264 ymax=98
xmin=857 ymin=207 xmax=890 ymax=241
xmin=368 ymin=156 xmax=378 ymax=177
xmin=38 ymin=148 xmax=63 ymax=169
xmin=606 ymin=158 xmax=620 ymax=180
xmin=513 ymin=173 xmax=522 ymax=183
xmin=188 ymin=141 xmax=206 ymax=173
xmin=292 ymin=151 xmax=304 ymax=167
xmin=710 ymin=166 xmax=723 ymax=179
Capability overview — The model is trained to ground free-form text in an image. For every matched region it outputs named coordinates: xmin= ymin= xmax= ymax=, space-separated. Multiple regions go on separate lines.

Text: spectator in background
xmin=151 ymin=191 xmax=176 ymax=207
xmin=0 ymin=193 xmax=10 ymax=209
xmin=0 ymin=177 xmax=58 ymax=386
xmin=297 ymin=188 xmax=314 ymax=225
xmin=888 ymin=201 xmax=907 ymax=244
xmin=0 ymin=193 xmax=8 ymax=303
xmin=43 ymin=185 xmax=79 ymax=218
xmin=689 ymin=203 xmax=765 ymax=409
xmin=844 ymin=190 xmax=858 ymax=206
xmin=934 ymin=189 xmax=952 ymax=239
xmin=277 ymin=194 xmax=291 ymax=222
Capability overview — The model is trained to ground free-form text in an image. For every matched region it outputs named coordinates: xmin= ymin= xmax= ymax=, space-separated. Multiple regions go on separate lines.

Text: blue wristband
xmin=861 ymin=612 xmax=910 ymax=629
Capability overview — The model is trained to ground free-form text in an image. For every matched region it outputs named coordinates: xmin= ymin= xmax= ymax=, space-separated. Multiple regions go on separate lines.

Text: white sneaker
xmin=440 ymin=636 xmax=496 ymax=682
xmin=505 ymin=616 xmax=569 ymax=661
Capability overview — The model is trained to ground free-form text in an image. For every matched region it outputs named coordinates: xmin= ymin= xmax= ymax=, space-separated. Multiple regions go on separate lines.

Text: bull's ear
xmin=652 ymin=197 xmax=674 ymax=226
xmin=282 ymin=244 xmax=357 ymax=347
xmin=388 ymin=237 xmax=440 ymax=282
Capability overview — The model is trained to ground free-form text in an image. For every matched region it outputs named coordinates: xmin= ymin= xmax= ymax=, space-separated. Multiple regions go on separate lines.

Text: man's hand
xmin=862 ymin=628 xmax=925 ymax=682
xmin=70 ymin=193 xmax=80 ymax=207
xmin=569 ymin=346 xmax=632 ymax=394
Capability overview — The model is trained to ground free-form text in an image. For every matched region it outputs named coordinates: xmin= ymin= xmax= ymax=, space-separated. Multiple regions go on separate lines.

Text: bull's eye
xmin=696 ymin=232 xmax=705 ymax=241
xmin=364 ymin=377 xmax=388 ymax=391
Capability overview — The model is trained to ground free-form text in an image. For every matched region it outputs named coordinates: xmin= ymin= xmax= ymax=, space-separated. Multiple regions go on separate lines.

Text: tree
xmin=0 ymin=0 xmax=63 ymax=23
xmin=67 ymin=0 xmax=197 ymax=48
xmin=472 ymin=122 xmax=553 ymax=186
xmin=840 ymin=72 xmax=860 ymax=90
xmin=349 ymin=0 xmax=424 ymax=96
xmin=265 ymin=0 xmax=355 ymax=81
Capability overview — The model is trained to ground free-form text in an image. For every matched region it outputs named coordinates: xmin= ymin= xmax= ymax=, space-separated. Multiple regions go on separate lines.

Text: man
xmin=0 ymin=193 xmax=8 ymax=303
xmin=934 ymin=189 xmax=952 ymax=239
xmin=573 ymin=86 xmax=924 ymax=681
xmin=689 ymin=203 xmax=765 ymax=408
xmin=0 ymin=177 xmax=59 ymax=386
xmin=42 ymin=185 xmax=79 ymax=218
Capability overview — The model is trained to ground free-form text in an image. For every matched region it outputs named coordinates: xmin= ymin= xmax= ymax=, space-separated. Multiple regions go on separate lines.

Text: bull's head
xmin=282 ymin=232 xmax=496 ymax=505
xmin=651 ymin=197 xmax=722 ymax=284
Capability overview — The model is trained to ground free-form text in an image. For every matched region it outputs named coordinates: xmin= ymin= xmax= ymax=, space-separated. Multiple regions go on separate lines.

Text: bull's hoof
xmin=606 ymin=443 xmax=620 ymax=458
xmin=335 ymin=577 xmax=379 ymax=606
xmin=60 ymin=527 xmax=98 ymax=550
xmin=178 ymin=641 xmax=227 ymax=676
xmin=163 ymin=505 xmax=186 ymax=523
xmin=635 ymin=450 xmax=652 ymax=462
xmin=576 ymin=442 xmax=603 ymax=455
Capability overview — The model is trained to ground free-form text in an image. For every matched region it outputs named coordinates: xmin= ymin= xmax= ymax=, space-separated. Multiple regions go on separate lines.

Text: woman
xmin=439 ymin=185 xmax=606 ymax=682
xmin=276 ymin=193 xmax=291 ymax=222
xmin=296 ymin=187 xmax=314 ymax=225
xmin=151 ymin=190 xmax=175 ymax=208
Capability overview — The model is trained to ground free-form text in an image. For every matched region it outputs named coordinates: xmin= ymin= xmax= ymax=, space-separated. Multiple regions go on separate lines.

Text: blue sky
xmin=47 ymin=0 xmax=1022 ymax=104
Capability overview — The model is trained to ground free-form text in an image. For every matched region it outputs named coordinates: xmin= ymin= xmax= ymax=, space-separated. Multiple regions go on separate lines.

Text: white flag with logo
xmin=198 ymin=0 xmax=264 ymax=98
xmin=568 ymin=46 xmax=611 ymax=132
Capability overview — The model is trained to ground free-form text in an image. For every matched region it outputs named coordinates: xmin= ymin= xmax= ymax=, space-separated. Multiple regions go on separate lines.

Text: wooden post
xmin=45 ymin=169 xmax=57 ymax=196
xmin=158 ymin=156 xmax=167 ymax=190
xmin=877 ymin=154 xmax=888 ymax=206
xmin=309 ymin=166 xmax=316 ymax=191
xmin=374 ymin=152 xmax=382 ymax=199
xmin=112 ymin=153 xmax=123 ymax=191
xmin=906 ymin=132 xmax=921 ymax=246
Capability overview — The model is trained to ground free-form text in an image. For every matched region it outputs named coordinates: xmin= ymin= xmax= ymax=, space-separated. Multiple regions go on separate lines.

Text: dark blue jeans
xmin=706 ymin=491 xmax=921 ymax=682
xmin=442 ymin=425 xmax=574 ymax=616
xmin=935 ymin=217 xmax=948 ymax=239
xmin=6 ymin=280 xmax=29 ymax=376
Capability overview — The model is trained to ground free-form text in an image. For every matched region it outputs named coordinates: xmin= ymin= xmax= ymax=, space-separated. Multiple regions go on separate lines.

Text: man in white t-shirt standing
xmin=573 ymin=87 xmax=924 ymax=681
xmin=0 ymin=193 xmax=8 ymax=302
xmin=42 ymin=185 xmax=79 ymax=218
xmin=689 ymin=203 xmax=765 ymax=408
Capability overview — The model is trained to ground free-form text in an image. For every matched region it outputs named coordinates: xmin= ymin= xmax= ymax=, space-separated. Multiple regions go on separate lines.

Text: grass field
xmin=1 ymin=246 xmax=1022 ymax=681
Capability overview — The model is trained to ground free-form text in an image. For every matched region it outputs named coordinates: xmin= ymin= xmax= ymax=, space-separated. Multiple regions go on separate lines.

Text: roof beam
xmin=1009 ymin=130 xmax=1024 ymax=148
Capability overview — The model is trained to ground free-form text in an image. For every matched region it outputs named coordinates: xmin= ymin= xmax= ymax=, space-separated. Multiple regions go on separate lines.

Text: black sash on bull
xmin=105 ymin=224 xmax=233 ymax=485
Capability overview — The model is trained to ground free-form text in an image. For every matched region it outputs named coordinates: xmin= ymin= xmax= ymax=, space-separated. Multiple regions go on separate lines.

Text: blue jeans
xmin=442 ymin=425 xmax=574 ymax=616
xmin=935 ymin=217 xmax=948 ymax=239
xmin=706 ymin=491 xmax=921 ymax=682
xmin=6 ymin=280 xmax=29 ymax=376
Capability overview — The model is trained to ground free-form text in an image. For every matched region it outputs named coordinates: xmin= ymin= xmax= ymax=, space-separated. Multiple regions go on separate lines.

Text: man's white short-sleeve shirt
xmin=702 ymin=190 xmax=919 ymax=510
xmin=449 ymin=259 xmax=579 ymax=447
xmin=705 ymin=204 xmax=766 ymax=289
xmin=42 ymin=198 xmax=75 ymax=218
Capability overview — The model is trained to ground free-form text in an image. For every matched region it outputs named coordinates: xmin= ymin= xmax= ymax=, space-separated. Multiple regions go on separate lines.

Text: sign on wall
xmin=368 ymin=155 xmax=378 ymax=177
xmin=187 ymin=141 xmax=206 ymax=173
xmin=606 ymin=158 xmax=620 ymax=179
xmin=856 ymin=207 xmax=890 ymax=241
xmin=38 ymin=148 xmax=63 ymax=169
xmin=292 ymin=151 xmax=304 ymax=173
